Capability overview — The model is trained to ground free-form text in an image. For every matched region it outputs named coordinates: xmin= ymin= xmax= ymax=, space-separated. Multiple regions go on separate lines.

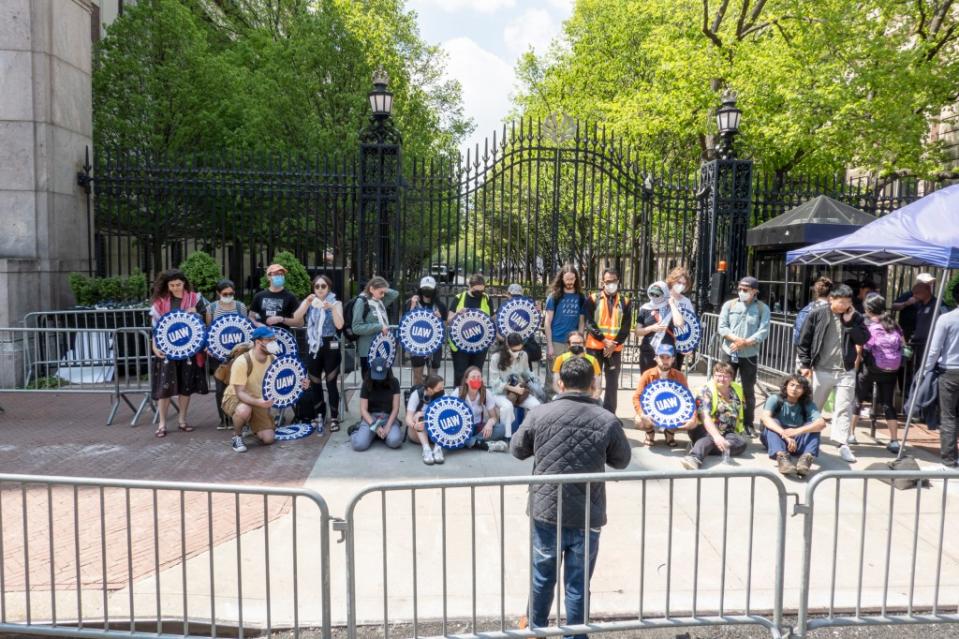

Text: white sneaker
xmin=847 ymin=434 xmax=859 ymax=445
xmin=432 ymin=445 xmax=445 ymax=464
xmin=422 ymin=448 xmax=435 ymax=465
xmin=839 ymin=444 xmax=857 ymax=463
xmin=231 ymin=435 xmax=247 ymax=453
xmin=487 ymin=440 xmax=509 ymax=453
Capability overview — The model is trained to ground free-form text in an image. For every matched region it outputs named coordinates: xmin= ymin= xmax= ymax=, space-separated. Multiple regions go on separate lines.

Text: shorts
xmin=222 ymin=394 xmax=274 ymax=433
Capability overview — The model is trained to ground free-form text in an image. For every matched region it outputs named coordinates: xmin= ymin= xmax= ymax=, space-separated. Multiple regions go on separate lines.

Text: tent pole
xmin=895 ymin=267 xmax=949 ymax=462
xmin=784 ymin=264 xmax=790 ymax=315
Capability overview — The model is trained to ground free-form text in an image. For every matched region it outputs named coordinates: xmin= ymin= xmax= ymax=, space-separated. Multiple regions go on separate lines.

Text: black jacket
xmin=797 ymin=306 xmax=869 ymax=371
xmin=510 ymin=392 xmax=632 ymax=527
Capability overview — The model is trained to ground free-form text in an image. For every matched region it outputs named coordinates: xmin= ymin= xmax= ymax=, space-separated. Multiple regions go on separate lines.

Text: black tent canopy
xmin=746 ymin=194 xmax=876 ymax=248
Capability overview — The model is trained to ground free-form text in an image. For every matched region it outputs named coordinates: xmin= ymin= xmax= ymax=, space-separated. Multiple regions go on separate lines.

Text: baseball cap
xmin=655 ymin=343 xmax=676 ymax=357
xmin=251 ymin=326 xmax=276 ymax=340
xmin=508 ymin=283 xmax=524 ymax=296
xmin=739 ymin=276 xmax=760 ymax=290
xmin=915 ymin=272 xmax=935 ymax=284
xmin=369 ymin=357 xmax=388 ymax=380
xmin=419 ymin=275 xmax=437 ymax=289
xmin=266 ymin=264 xmax=287 ymax=276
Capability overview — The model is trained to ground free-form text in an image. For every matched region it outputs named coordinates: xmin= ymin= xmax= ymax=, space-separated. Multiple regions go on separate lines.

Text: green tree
xmin=179 ymin=251 xmax=222 ymax=301
xmin=259 ymin=251 xmax=311 ymax=298
xmin=513 ymin=0 xmax=959 ymax=179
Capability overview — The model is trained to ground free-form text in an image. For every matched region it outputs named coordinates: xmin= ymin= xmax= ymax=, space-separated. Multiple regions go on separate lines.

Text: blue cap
xmin=370 ymin=357 xmax=388 ymax=380
xmin=655 ymin=343 xmax=676 ymax=357
xmin=251 ymin=326 xmax=276 ymax=340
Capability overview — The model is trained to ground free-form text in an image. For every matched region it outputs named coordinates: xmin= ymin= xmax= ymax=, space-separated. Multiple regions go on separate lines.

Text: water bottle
xmin=722 ymin=446 xmax=731 ymax=465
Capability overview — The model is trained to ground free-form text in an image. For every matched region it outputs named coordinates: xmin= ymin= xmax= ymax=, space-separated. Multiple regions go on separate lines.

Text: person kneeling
xmin=681 ymin=362 xmax=749 ymax=469
xmin=632 ymin=344 xmax=695 ymax=447
xmin=351 ymin=357 xmax=403 ymax=451
xmin=759 ymin=374 xmax=826 ymax=478
xmin=405 ymin=374 xmax=447 ymax=465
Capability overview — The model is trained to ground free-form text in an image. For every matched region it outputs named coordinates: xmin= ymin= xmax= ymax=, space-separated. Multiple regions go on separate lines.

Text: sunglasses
xmin=314 ymin=283 xmax=328 ymax=289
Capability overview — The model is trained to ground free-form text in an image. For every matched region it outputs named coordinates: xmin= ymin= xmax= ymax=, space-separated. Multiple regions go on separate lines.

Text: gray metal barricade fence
xmin=0 ymin=473 xmax=331 ymax=639
xmin=796 ymin=469 xmax=959 ymax=637
xmin=699 ymin=312 xmax=796 ymax=391
xmin=342 ymin=469 xmax=789 ymax=638
xmin=23 ymin=308 xmax=151 ymax=332
xmin=0 ymin=327 xmax=154 ymax=425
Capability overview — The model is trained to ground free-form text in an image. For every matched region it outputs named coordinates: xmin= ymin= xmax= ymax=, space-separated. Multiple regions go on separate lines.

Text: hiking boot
xmin=795 ymin=453 xmax=814 ymax=478
xmin=776 ymin=452 xmax=797 ymax=476
xmin=432 ymin=444 xmax=445 ymax=464
xmin=680 ymin=455 xmax=701 ymax=470
xmin=231 ymin=435 xmax=248 ymax=453
xmin=486 ymin=440 xmax=509 ymax=453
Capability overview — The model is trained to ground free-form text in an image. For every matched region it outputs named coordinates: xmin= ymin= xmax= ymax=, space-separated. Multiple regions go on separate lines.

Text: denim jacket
xmin=718 ymin=298 xmax=770 ymax=359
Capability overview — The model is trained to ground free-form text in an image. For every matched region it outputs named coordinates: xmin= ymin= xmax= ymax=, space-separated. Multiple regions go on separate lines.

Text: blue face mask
xmin=271 ymin=275 xmax=285 ymax=288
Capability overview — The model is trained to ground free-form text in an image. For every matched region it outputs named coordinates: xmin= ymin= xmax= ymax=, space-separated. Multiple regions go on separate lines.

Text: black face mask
xmin=569 ymin=344 xmax=585 ymax=355
xmin=419 ymin=288 xmax=435 ymax=300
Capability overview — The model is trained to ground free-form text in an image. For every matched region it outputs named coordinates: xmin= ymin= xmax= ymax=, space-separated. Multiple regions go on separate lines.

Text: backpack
xmin=341 ymin=295 xmax=371 ymax=342
xmin=213 ymin=343 xmax=254 ymax=384
xmin=866 ymin=323 xmax=903 ymax=371
xmin=793 ymin=301 xmax=818 ymax=345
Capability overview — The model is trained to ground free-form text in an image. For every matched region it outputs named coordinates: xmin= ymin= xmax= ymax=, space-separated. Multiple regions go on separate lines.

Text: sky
xmin=407 ymin=0 xmax=575 ymax=155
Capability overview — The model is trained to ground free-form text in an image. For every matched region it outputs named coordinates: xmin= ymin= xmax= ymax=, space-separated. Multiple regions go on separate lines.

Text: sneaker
xmin=231 ymin=435 xmax=247 ymax=453
xmin=680 ymin=455 xmax=701 ymax=470
xmin=847 ymin=434 xmax=859 ymax=445
xmin=795 ymin=453 xmax=814 ymax=478
xmin=743 ymin=424 xmax=756 ymax=438
xmin=432 ymin=445 xmax=445 ymax=464
xmin=216 ymin=417 xmax=231 ymax=431
xmin=886 ymin=440 xmax=901 ymax=455
xmin=422 ymin=448 xmax=434 ymax=465
xmin=486 ymin=440 xmax=509 ymax=453
xmin=241 ymin=425 xmax=252 ymax=438
xmin=839 ymin=444 xmax=857 ymax=463
xmin=776 ymin=452 xmax=797 ymax=476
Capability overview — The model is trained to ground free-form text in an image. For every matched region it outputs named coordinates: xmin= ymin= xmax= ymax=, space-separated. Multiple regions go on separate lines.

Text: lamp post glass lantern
xmin=368 ymin=69 xmax=393 ymax=118
xmin=715 ymin=91 xmax=742 ymax=160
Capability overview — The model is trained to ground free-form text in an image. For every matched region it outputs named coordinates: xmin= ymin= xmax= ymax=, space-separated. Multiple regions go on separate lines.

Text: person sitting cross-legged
xmin=759 ymin=374 xmax=827 ymax=478
xmin=681 ymin=361 xmax=749 ymax=470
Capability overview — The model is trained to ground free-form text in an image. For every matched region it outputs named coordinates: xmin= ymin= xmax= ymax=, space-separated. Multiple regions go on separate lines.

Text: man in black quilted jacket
xmin=511 ymin=356 xmax=632 ymax=638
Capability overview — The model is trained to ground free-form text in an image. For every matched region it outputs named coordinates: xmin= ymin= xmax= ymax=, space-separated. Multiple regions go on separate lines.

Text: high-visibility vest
xmin=705 ymin=380 xmax=745 ymax=433
xmin=448 ymin=291 xmax=492 ymax=352
xmin=585 ymin=292 xmax=627 ymax=352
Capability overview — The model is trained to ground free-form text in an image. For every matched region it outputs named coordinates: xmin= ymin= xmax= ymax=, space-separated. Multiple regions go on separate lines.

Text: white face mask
xmin=604 ymin=283 xmax=618 ymax=295
xmin=220 ymin=295 xmax=234 ymax=304
xmin=672 ymin=284 xmax=685 ymax=295
xmin=738 ymin=290 xmax=752 ymax=303
xmin=264 ymin=341 xmax=281 ymax=355
xmin=311 ymin=297 xmax=324 ymax=309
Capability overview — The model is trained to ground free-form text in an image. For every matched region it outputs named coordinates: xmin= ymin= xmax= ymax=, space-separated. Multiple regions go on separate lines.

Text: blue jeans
xmin=530 ymin=521 xmax=601 ymax=639
xmin=465 ymin=422 xmax=506 ymax=448
xmin=761 ymin=428 xmax=820 ymax=459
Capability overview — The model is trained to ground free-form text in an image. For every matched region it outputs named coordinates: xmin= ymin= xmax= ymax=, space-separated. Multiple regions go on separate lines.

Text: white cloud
xmin=410 ymin=0 xmax=515 ymax=14
xmin=545 ymin=0 xmax=575 ymax=16
xmin=441 ymin=37 xmax=516 ymax=155
xmin=503 ymin=8 xmax=560 ymax=58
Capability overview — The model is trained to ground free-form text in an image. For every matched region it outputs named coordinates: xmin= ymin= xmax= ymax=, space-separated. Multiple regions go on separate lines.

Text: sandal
xmin=329 ymin=418 xmax=341 ymax=433
xmin=664 ymin=431 xmax=678 ymax=447
xmin=644 ymin=431 xmax=656 ymax=446
xmin=177 ymin=422 xmax=195 ymax=432
xmin=155 ymin=427 xmax=167 ymax=438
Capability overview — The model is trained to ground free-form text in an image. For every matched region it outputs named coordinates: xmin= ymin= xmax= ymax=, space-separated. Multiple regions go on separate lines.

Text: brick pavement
xmin=0 ymin=392 xmax=328 ymax=593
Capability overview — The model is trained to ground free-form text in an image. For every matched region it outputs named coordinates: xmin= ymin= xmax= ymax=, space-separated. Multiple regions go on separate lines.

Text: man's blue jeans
xmin=530 ymin=520 xmax=601 ymax=639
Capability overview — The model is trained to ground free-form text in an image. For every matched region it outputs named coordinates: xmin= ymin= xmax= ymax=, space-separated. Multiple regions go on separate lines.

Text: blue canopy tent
xmin=786 ymin=183 xmax=959 ymax=461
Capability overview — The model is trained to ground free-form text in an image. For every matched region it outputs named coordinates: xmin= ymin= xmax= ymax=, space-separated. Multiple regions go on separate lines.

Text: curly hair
xmin=151 ymin=269 xmax=192 ymax=302
xmin=778 ymin=374 xmax=812 ymax=405
xmin=550 ymin=264 xmax=581 ymax=303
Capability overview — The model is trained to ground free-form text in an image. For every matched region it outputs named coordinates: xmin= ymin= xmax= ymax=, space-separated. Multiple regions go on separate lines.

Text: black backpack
xmin=341 ymin=295 xmax=371 ymax=342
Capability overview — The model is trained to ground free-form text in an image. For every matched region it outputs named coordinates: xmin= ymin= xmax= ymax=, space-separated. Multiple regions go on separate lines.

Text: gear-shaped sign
xmin=274 ymin=422 xmax=314 ymax=441
xmin=673 ymin=306 xmax=702 ymax=354
xmin=496 ymin=296 xmax=542 ymax=341
xmin=449 ymin=309 xmax=495 ymax=353
xmin=399 ymin=308 xmax=445 ymax=357
xmin=206 ymin=314 xmax=255 ymax=361
xmin=424 ymin=395 xmax=475 ymax=449
xmin=369 ymin=331 xmax=397 ymax=367
xmin=639 ymin=379 xmax=696 ymax=429
xmin=273 ymin=327 xmax=299 ymax=357
xmin=262 ymin=355 xmax=306 ymax=409
xmin=154 ymin=311 xmax=207 ymax=361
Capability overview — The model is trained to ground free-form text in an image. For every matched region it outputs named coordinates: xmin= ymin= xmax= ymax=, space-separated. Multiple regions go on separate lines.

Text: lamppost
xmin=695 ymin=91 xmax=753 ymax=311
xmin=358 ymin=69 xmax=402 ymax=286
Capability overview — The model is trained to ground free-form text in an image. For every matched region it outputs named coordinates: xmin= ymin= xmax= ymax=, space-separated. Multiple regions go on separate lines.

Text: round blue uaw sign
xmin=639 ymin=379 xmax=696 ymax=429
xmin=449 ymin=309 xmax=495 ymax=353
xmin=206 ymin=314 xmax=255 ymax=361
xmin=275 ymin=422 xmax=314 ymax=441
xmin=369 ymin=331 xmax=397 ymax=368
xmin=154 ymin=311 xmax=207 ymax=360
xmin=496 ymin=297 xmax=542 ymax=341
xmin=262 ymin=355 xmax=306 ymax=409
xmin=424 ymin=395 xmax=475 ymax=449
xmin=673 ymin=306 xmax=702 ymax=354
xmin=399 ymin=308 xmax=445 ymax=357
xmin=273 ymin=328 xmax=299 ymax=357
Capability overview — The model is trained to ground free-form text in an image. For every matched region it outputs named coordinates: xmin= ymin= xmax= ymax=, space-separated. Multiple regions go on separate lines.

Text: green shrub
xmin=179 ymin=251 xmax=222 ymax=300
xmin=68 ymin=270 xmax=148 ymax=307
xmin=946 ymin=271 xmax=959 ymax=308
xmin=259 ymin=251 xmax=310 ymax=298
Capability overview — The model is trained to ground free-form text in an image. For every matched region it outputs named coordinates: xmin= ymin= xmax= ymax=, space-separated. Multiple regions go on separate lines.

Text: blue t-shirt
xmin=763 ymin=394 xmax=821 ymax=428
xmin=545 ymin=292 xmax=585 ymax=343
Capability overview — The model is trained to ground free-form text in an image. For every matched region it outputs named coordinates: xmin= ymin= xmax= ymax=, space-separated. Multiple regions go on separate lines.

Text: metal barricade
xmin=23 ymin=308 xmax=151 ymax=331
xmin=796 ymin=469 xmax=959 ymax=637
xmin=342 ymin=469 xmax=789 ymax=638
xmin=0 ymin=473 xmax=331 ymax=639
xmin=698 ymin=312 xmax=797 ymax=390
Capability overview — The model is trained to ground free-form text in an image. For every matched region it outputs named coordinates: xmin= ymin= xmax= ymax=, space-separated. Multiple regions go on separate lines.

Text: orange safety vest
xmin=585 ymin=291 xmax=628 ymax=351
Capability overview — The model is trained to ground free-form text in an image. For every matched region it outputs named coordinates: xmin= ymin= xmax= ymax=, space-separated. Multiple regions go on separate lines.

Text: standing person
xmin=632 ymin=344 xmax=697 ymax=447
xmin=544 ymin=265 xmax=586 ymax=360
xmin=681 ymin=361 xmax=749 ymax=469
xmin=759 ymin=374 xmax=826 ymax=477
xmin=855 ymin=295 xmax=904 ymax=453
xmin=449 ymin=274 xmax=494 ymax=387
xmin=634 ymin=280 xmax=686 ymax=372
xmin=717 ymin=276 xmax=771 ymax=438
xmin=149 ymin=269 xmax=209 ymax=438
xmin=205 ymin=279 xmax=249 ymax=430
xmin=350 ymin=357 xmax=403 ymax=451
xmin=405 ymin=276 xmax=449 ymax=387
xmin=551 ymin=331 xmax=601 ymax=398
xmin=459 ymin=366 xmax=508 ymax=451
xmin=797 ymin=284 xmax=870 ymax=463
xmin=351 ymin=276 xmax=400 ymax=378
xmin=584 ymin=267 xmax=632 ymax=414
xmin=923 ymin=280 xmax=959 ymax=471
xmin=511 ymin=356 xmax=632 ymax=637
xmin=893 ymin=273 xmax=948 ymax=394
xmin=489 ymin=333 xmax=542 ymax=436
xmin=793 ymin=277 xmax=832 ymax=347
xmin=292 ymin=274 xmax=345 ymax=432
xmin=405 ymin=374 xmax=447 ymax=465
xmin=249 ymin=263 xmax=302 ymax=330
